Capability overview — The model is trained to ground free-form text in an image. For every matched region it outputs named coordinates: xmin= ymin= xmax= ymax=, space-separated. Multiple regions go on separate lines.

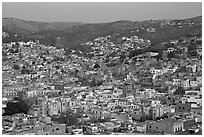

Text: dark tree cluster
xmin=51 ymin=110 xmax=82 ymax=126
xmin=4 ymin=97 xmax=30 ymax=116
xmin=174 ymin=87 xmax=185 ymax=95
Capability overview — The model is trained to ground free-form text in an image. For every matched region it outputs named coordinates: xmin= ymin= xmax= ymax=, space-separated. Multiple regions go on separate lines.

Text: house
xmin=108 ymin=98 xmax=128 ymax=110
xmin=197 ymin=48 xmax=202 ymax=56
xmin=141 ymin=99 xmax=161 ymax=107
xmin=150 ymin=68 xmax=164 ymax=76
xmin=149 ymin=105 xmax=164 ymax=120
xmin=181 ymin=79 xmax=190 ymax=89
xmin=41 ymin=98 xmax=72 ymax=116
xmin=147 ymin=27 xmax=156 ymax=33
xmin=175 ymin=103 xmax=191 ymax=114
xmin=142 ymin=105 xmax=151 ymax=115
xmin=113 ymin=88 xmax=123 ymax=98
xmin=35 ymin=123 xmax=66 ymax=135
xmin=140 ymin=99 xmax=152 ymax=107
xmin=114 ymin=112 xmax=132 ymax=123
xmin=122 ymin=80 xmax=136 ymax=93
xmin=28 ymin=105 xmax=41 ymax=117
xmin=2 ymin=86 xmax=22 ymax=100
xmin=196 ymin=76 xmax=202 ymax=85
xmin=100 ymin=122 xmax=121 ymax=131
xmin=54 ymin=85 xmax=64 ymax=91
xmin=90 ymin=107 xmax=111 ymax=120
xmin=147 ymin=118 xmax=184 ymax=134
xmin=162 ymin=105 xmax=175 ymax=114
xmin=167 ymin=47 xmax=175 ymax=53
xmin=185 ymin=90 xmax=200 ymax=96
xmin=172 ymin=79 xmax=181 ymax=86
xmin=83 ymin=124 xmax=99 ymax=135
xmin=136 ymin=122 xmax=149 ymax=133
xmin=189 ymin=81 xmax=198 ymax=88
xmin=182 ymin=118 xmax=196 ymax=131
xmin=160 ymin=96 xmax=176 ymax=106
xmin=195 ymin=115 xmax=202 ymax=123
xmin=26 ymin=89 xmax=38 ymax=98
xmin=191 ymin=107 xmax=202 ymax=115
xmin=186 ymin=96 xmax=202 ymax=105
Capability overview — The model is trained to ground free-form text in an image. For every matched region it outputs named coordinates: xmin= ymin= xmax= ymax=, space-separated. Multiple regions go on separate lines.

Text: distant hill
xmin=2 ymin=17 xmax=83 ymax=34
xmin=2 ymin=16 xmax=202 ymax=52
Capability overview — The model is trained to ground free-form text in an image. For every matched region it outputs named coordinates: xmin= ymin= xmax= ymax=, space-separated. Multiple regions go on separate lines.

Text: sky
xmin=2 ymin=2 xmax=202 ymax=23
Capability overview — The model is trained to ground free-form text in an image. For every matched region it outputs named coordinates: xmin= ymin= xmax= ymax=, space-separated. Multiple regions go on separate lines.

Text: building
xmin=181 ymin=80 xmax=190 ymax=89
xmin=100 ymin=122 xmax=121 ymax=131
xmin=175 ymin=103 xmax=191 ymax=114
xmin=149 ymin=105 xmax=164 ymax=120
xmin=147 ymin=118 xmax=184 ymax=134
xmin=189 ymin=81 xmax=198 ymax=88
xmin=35 ymin=123 xmax=66 ymax=135
xmin=182 ymin=118 xmax=196 ymax=131
xmin=41 ymin=98 xmax=71 ymax=116
xmin=191 ymin=107 xmax=202 ymax=115
xmin=196 ymin=76 xmax=202 ymax=85
xmin=136 ymin=122 xmax=148 ymax=133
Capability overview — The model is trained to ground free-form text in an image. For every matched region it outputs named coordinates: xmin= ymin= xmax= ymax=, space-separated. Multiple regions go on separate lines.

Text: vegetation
xmin=51 ymin=109 xmax=83 ymax=126
xmin=3 ymin=16 xmax=202 ymax=56
xmin=4 ymin=97 xmax=30 ymax=116
xmin=174 ymin=87 xmax=185 ymax=95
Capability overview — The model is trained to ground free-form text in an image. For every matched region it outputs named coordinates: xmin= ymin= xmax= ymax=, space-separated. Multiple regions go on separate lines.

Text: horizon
xmin=2 ymin=14 xmax=202 ymax=24
xmin=2 ymin=2 xmax=202 ymax=23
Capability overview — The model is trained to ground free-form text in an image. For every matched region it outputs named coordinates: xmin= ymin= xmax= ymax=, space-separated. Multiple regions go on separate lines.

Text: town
xmin=2 ymin=27 xmax=202 ymax=135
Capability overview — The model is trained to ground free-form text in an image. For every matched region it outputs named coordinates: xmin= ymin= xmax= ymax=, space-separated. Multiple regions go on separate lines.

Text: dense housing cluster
xmin=2 ymin=32 xmax=202 ymax=135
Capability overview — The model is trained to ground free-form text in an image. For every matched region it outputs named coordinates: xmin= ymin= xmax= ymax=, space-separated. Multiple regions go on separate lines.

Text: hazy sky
xmin=2 ymin=2 xmax=202 ymax=23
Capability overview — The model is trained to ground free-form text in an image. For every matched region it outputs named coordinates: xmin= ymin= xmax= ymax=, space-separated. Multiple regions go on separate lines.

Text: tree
xmin=174 ymin=87 xmax=185 ymax=95
xmin=139 ymin=115 xmax=149 ymax=122
xmin=4 ymin=97 xmax=30 ymax=116
xmin=187 ymin=44 xmax=197 ymax=57
xmin=156 ymin=51 xmax=163 ymax=61
xmin=167 ymin=51 xmax=175 ymax=60
xmin=13 ymin=64 xmax=20 ymax=70
xmin=24 ymin=97 xmax=38 ymax=107
xmin=51 ymin=110 xmax=81 ymax=126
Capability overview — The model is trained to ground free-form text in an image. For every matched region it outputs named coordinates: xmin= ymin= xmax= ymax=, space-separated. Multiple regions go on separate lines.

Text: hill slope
xmin=2 ymin=17 xmax=83 ymax=34
xmin=2 ymin=16 xmax=202 ymax=51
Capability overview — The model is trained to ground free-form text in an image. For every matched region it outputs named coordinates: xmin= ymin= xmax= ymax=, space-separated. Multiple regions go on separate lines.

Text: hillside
xmin=2 ymin=16 xmax=202 ymax=52
xmin=2 ymin=17 xmax=83 ymax=34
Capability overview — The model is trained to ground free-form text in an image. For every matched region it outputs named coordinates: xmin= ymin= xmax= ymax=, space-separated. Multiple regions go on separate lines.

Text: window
xmin=52 ymin=129 xmax=54 ymax=132
xmin=56 ymin=128 xmax=59 ymax=131
xmin=156 ymin=127 xmax=158 ymax=130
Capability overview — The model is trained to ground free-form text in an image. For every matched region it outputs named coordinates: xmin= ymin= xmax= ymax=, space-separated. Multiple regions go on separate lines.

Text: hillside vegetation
xmin=2 ymin=16 xmax=202 ymax=52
